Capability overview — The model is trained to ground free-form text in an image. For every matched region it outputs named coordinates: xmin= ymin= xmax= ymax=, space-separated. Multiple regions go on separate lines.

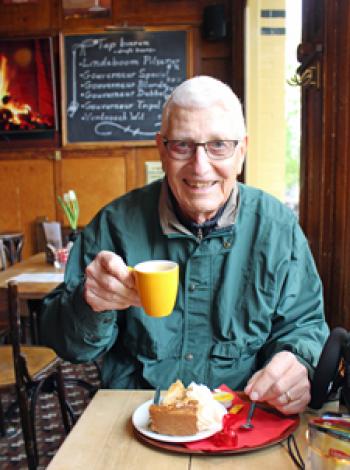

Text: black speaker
xmin=202 ymin=4 xmax=227 ymax=41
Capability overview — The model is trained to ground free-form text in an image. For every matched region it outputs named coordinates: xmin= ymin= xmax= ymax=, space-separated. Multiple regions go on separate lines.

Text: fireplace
xmin=0 ymin=37 xmax=57 ymax=142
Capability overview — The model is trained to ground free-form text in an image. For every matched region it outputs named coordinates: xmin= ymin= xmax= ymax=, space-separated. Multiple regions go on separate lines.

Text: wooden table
xmin=0 ymin=252 xmax=63 ymax=301
xmin=0 ymin=252 xmax=63 ymax=340
xmin=47 ymin=389 xmax=325 ymax=470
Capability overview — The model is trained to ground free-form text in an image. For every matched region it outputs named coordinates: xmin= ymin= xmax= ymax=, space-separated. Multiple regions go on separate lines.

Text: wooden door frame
xmin=299 ymin=0 xmax=350 ymax=329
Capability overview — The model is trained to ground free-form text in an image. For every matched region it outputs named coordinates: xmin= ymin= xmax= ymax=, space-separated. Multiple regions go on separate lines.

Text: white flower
xmin=58 ymin=189 xmax=79 ymax=230
xmin=68 ymin=190 xmax=77 ymax=201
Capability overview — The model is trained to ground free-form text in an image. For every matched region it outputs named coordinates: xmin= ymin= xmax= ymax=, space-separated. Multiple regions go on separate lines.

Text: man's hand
xmin=83 ymin=251 xmax=141 ymax=312
xmin=244 ymin=351 xmax=310 ymax=414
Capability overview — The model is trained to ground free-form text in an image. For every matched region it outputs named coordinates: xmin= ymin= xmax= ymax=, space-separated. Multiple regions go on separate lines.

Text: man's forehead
xmin=169 ymin=101 xmax=235 ymax=115
xmin=167 ymin=104 xmax=237 ymax=133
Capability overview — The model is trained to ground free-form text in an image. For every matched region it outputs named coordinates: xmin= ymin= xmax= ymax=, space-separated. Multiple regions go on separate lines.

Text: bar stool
xmin=0 ymin=232 xmax=24 ymax=265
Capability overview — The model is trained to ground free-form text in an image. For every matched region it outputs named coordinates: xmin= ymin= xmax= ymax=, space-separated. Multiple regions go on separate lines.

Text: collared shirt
xmin=167 ymin=181 xmax=231 ymax=239
xmin=160 ymin=182 xmax=239 ymax=237
xmin=40 ymin=179 xmax=329 ymax=390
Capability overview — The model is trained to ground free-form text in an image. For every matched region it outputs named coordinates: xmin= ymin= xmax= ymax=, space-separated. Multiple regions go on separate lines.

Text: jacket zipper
xmin=197 ymin=228 xmax=203 ymax=241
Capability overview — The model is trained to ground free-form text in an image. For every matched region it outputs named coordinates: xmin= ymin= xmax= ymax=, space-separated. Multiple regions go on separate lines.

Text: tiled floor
xmin=0 ymin=361 xmax=100 ymax=470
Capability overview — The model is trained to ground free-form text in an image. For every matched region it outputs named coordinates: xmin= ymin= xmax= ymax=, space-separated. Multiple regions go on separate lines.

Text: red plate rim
xmin=133 ymin=416 xmax=300 ymax=455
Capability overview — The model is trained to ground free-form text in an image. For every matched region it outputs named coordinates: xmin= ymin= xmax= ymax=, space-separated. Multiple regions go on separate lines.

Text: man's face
xmin=157 ymin=104 xmax=247 ymax=224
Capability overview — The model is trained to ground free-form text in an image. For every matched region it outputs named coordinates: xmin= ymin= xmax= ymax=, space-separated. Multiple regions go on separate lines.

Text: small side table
xmin=0 ymin=232 xmax=24 ymax=266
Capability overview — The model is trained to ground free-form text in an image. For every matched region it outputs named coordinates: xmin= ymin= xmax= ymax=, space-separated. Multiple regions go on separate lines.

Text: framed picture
xmin=0 ymin=37 xmax=57 ymax=143
xmin=62 ymin=0 xmax=111 ymax=19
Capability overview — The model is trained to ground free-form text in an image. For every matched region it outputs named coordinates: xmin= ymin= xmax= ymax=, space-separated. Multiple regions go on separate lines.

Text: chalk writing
xmin=63 ymin=30 xmax=187 ymax=143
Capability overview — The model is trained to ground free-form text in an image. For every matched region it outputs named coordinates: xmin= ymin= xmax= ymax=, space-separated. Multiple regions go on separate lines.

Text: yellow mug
xmin=131 ymin=260 xmax=179 ymax=317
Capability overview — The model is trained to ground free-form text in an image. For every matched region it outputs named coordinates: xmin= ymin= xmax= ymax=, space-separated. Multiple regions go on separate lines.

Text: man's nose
xmin=190 ymin=145 xmax=212 ymax=171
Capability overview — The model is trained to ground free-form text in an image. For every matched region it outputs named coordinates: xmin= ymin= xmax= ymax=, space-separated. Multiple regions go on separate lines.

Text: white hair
xmin=161 ymin=75 xmax=246 ymax=138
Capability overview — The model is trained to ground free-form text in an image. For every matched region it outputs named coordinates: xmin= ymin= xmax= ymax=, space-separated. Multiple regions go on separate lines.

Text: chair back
xmin=8 ymin=282 xmax=21 ymax=357
xmin=0 ymin=233 xmax=24 ymax=265
xmin=0 ymin=239 xmax=6 ymax=271
xmin=34 ymin=216 xmax=49 ymax=253
xmin=7 ymin=281 xmax=37 ymax=469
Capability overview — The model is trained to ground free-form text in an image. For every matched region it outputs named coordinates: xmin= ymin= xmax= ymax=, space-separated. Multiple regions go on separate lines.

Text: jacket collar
xmin=159 ymin=179 xmax=239 ymax=236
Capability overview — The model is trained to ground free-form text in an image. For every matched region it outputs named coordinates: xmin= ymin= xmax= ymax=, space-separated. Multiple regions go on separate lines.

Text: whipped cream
xmin=186 ymin=382 xmax=227 ymax=431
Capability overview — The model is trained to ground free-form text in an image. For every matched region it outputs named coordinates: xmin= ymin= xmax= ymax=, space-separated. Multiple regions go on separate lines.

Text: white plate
xmin=132 ymin=399 xmax=222 ymax=443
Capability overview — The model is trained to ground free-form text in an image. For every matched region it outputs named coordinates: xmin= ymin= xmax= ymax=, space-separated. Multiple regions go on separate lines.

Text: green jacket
xmin=40 ymin=181 xmax=329 ymax=390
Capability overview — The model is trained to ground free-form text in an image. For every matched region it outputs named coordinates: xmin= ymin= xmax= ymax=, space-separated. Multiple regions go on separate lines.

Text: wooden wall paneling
xmin=59 ymin=0 xmax=229 ymax=31
xmin=201 ymin=39 xmax=232 ymax=83
xmin=60 ymin=1 xmax=114 ymax=33
xmin=113 ymin=0 xmax=202 ymax=25
xmin=59 ymin=148 xmax=132 ymax=226
xmin=134 ymin=146 xmax=161 ymax=188
xmin=201 ymin=57 xmax=232 ymax=84
xmin=48 ymin=0 xmax=227 ymax=34
xmin=230 ymin=0 xmax=246 ymax=183
xmin=125 ymin=147 xmax=137 ymax=192
xmin=299 ymin=0 xmax=328 ymax=307
xmin=0 ymin=0 xmax=59 ymax=35
xmin=231 ymin=0 xmax=246 ymax=100
xmin=319 ymin=0 xmax=342 ymax=329
xmin=201 ymin=40 xmax=231 ymax=62
xmin=191 ymin=27 xmax=201 ymax=75
xmin=0 ymin=158 xmax=56 ymax=258
xmin=300 ymin=0 xmax=350 ymax=330
xmin=112 ymin=0 xmax=233 ymax=28
xmin=328 ymin=1 xmax=350 ymax=330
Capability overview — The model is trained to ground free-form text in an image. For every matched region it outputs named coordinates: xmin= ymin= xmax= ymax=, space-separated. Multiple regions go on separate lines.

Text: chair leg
xmin=64 ymin=399 xmax=77 ymax=426
xmin=64 ymin=377 xmax=98 ymax=399
xmin=55 ymin=364 xmax=72 ymax=434
xmin=27 ymin=299 xmax=41 ymax=345
xmin=0 ymin=395 xmax=17 ymax=438
xmin=29 ymin=380 xmax=44 ymax=465
xmin=17 ymin=382 xmax=38 ymax=470
xmin=28 ymin=373 xmax=67 ymax=461
xmin=0 ymin=396 xmax=6 ymax=437
xmin=29 ymin=368 xmax=72 ymax=454
xmin=0 ymin=394 xmax=22 ymax=439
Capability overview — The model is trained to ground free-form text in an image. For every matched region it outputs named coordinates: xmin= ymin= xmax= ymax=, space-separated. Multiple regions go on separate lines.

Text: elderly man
xmin=40 ymin=76 xmax=328 ymax=415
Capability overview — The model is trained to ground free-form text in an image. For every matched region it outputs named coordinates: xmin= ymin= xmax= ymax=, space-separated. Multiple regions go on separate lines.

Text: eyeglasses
xmin=162 ymin=139 xmax=239 ymax=161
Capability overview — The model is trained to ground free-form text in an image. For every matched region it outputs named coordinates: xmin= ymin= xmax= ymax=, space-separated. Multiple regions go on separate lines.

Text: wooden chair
xmin=0 ymin=232 xmax=24 ymax=265
xmin=0 ymin=239 xmax=6 ymax=271
xmin=0 ymin=281 xmax=72 ymax=470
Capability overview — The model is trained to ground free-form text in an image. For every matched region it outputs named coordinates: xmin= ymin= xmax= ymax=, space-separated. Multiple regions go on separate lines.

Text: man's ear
xmin=236 ymin=136 xmax=248 ymax=174
xmin=155 ymin=132 xmax=163 ymax=150
xmin=156 ymin=133 xmax=168 ymax=172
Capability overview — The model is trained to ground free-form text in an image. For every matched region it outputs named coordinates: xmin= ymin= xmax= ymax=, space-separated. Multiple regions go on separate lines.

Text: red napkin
xmin=185 ymin=385 xmax=299 ymax=452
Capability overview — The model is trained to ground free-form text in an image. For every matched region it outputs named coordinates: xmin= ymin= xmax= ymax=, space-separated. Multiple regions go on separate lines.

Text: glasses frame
xmin=162 ymin=138 xmax=239 ymax=161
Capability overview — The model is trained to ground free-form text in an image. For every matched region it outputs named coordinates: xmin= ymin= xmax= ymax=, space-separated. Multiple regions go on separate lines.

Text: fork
xmin=239 ymin=401 xmax=256 ymax=430
xmin=153 ymin=386 xmax=161 ymax=404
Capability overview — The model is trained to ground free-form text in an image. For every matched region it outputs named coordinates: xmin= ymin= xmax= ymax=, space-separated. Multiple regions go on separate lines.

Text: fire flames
xmin=0 ymin=55 xmax=53 ymax=132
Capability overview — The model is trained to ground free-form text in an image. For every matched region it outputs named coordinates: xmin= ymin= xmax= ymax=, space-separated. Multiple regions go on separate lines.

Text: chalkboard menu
xmin=61 ymin=29 xmax=190 ymax=145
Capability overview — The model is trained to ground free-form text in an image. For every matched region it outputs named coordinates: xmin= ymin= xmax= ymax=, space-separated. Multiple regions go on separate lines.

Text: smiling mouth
xmin=184 ymin=180 xmax=217 ymax=189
